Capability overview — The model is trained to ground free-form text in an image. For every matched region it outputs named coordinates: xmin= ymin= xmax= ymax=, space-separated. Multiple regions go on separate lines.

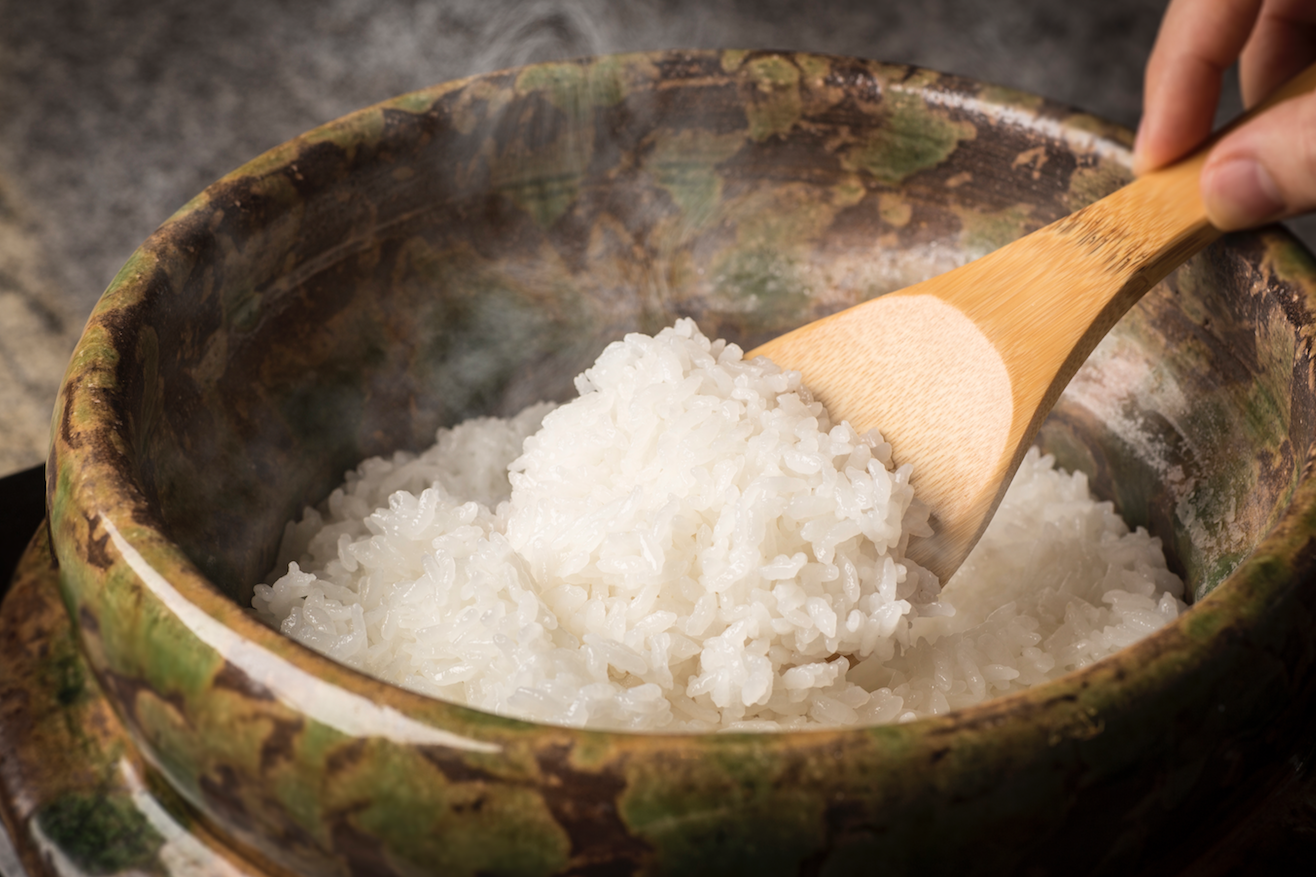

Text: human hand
xmin=1134 ymin=0 xmax=1316 ymax=230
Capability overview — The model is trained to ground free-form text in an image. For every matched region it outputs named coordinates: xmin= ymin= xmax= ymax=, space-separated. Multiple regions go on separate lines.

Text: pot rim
xmin=43 ymin=50 xmax=1316 ymax=873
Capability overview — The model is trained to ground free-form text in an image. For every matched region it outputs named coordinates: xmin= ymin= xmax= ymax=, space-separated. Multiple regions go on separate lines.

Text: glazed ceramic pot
xmin=11 ymin=50 xmax=1316 ymax=875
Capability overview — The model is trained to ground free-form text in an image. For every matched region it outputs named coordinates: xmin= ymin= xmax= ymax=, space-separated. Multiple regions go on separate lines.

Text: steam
xmin=475 ymin=0 xmax=611 ymax=72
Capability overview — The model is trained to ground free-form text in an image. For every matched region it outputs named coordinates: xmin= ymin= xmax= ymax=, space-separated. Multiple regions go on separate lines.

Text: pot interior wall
xmin=115 ymin=54 xmax=1312 ymax=607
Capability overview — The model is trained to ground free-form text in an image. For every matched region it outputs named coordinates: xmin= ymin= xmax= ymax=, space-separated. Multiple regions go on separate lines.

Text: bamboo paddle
xmin=751 ymin=64 xmax=1316 ymax=583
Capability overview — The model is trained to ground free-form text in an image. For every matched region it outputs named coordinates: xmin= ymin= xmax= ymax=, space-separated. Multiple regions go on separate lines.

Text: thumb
xmin=1201 ymin=89 xmax=1316 ymax=230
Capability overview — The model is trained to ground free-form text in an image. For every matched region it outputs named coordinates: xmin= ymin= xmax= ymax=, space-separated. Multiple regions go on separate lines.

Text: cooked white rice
xmin=253 ymin=318 xmax=1185 ymax=731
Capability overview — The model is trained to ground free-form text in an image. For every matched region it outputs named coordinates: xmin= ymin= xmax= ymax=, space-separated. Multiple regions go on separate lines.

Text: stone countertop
xmin=0 ymin=0 xmax=1186 ymax=476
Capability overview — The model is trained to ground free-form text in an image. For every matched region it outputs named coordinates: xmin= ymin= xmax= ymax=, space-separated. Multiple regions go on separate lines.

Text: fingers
xmin=1135 ymin=0 xmax=1263 ymax=175
xmin=1201 ymin=88 xmax=1316 ymax=228
xmin=1139 ymin=0 xmax=1316 ymax=228
xmin=1238 ymin=0 xmax=1316 ymax=105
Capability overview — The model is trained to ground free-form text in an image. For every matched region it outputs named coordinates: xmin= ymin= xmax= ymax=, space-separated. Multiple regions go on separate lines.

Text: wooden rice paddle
xmin=751 ymin=63 xmax=1316 ymax=583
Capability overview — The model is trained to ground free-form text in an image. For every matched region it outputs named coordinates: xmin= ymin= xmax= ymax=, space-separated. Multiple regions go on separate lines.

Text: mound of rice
xmin=254 ymin=319 xmax=1185 ymax=731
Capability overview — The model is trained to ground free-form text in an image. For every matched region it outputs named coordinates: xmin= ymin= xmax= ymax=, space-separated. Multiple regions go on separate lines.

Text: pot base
xmin=0 ymin=526 xmax=273 ymax=877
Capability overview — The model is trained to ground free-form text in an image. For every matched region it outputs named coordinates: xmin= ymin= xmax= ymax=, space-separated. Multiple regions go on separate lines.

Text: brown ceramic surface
xmin=7 ymin=50 xmax=1316 ymax=875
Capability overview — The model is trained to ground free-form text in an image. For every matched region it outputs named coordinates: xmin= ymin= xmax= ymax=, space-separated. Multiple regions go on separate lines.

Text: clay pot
xmin=8 ymin=50 xmax=1316 ymax=875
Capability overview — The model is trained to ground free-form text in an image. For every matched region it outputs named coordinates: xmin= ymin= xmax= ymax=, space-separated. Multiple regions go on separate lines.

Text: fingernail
xmin=1202 ymin=157 xmax=1285 ymax=230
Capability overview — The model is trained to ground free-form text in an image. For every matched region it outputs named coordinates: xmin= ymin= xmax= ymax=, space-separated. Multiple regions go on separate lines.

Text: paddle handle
xmin=1205 ymin=61 xmax=1316 ymax=149
xmin=969 ymin=60 xmax=1316 ymax=396
xmin=1107 ymin=58 xmax=1316 ymax=270
xmin=910 ymin=61 xmax=1316 ymax=578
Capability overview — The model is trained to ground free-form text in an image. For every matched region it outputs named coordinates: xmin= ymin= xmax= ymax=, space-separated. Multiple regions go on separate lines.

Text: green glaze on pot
xmin=0 ymin=528 xmax=269 ymax=876
xmin=37 ymin=792 xmax=163 ymax=874
xmin=23 ymin=49 xmax=1316 ymax=875
xmin=842 ymin=88 xmax=976 ymax=186
xmin=742 ymin=55 xmax=804 ymax=142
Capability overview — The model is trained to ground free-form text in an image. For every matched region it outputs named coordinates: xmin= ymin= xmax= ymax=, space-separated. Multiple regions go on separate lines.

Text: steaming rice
xmin=254 ymin=319 xmax=1185 ymax=731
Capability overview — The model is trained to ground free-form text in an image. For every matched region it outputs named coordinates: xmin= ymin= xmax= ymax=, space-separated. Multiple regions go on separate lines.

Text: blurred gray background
xmin=0 ymin=0 xmax=1262 ymax=473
